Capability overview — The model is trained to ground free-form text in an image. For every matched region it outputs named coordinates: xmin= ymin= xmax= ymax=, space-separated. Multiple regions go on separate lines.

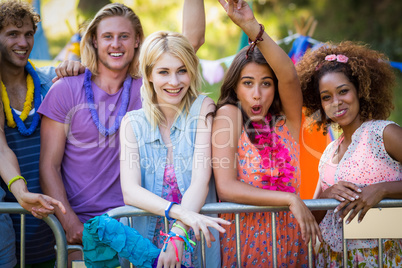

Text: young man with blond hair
xmin=38 ymin=1 xmax=206 ymax=265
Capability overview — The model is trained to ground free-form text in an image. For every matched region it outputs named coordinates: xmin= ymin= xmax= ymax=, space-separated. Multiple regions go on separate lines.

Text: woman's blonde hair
xmin=139 ymin=31 xmax=202 ymax=128
xmin=80 ymin=3 xmax=144 ymax=78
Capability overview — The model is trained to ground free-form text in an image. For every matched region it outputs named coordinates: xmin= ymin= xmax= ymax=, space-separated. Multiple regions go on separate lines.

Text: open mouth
xmin=251 ymin=105 xmax=262 ymax=114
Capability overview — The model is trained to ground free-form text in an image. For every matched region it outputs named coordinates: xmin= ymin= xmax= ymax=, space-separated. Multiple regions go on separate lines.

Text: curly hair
xmin=0 ymin=0 xmax=40 ymax=32
xmin=296 ymin=41 xmax=395 ymax=134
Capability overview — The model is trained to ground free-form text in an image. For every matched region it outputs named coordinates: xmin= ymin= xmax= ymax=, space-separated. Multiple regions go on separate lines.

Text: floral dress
xmin=152 ymin=164 xmax=194 ymax=267
xmin=220 ymin=122 xmax=308 ymax=268
xmin=316 ymin=120 xmax=402 ymax=268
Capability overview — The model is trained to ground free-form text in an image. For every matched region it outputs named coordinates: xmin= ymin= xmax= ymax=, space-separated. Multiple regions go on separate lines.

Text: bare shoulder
xmin=383 ymin=123 xmax=402 ymax=142
xmin=214 ymin=104 xmax=243 ymax=136
xmin=383 ymin=123 xmax=402 ymax=162
xmin=200 ymin=96 xmax=216 ymax=115
xmin=215 ymin=103 xmax=241 ymax=118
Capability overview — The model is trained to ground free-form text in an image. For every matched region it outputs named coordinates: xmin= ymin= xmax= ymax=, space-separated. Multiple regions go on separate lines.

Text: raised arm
xmin=218 ymin=0 xmax=302 ymax=139
xmin=39 ymin=116 xmax=82 ymax=244
xmin=182 ymin=0 xmax=205 ymax=52
xmin=212 ymin=104 xmax=321 ymax=245
xmin=0 ymin=100 xmax=65 ymax=219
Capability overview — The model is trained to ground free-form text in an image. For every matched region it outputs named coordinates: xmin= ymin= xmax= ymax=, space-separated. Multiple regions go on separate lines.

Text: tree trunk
xmin=77 ymin=0 xmax=111 ymax=18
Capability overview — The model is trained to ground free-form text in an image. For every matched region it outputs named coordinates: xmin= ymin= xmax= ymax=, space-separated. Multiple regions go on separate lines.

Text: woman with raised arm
xmin=212 ymin=0 xmax=322 ymax=267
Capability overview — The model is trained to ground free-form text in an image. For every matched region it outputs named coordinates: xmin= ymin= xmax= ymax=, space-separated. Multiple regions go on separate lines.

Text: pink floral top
xmin=319 ymin=120 xmax=402 ymax=252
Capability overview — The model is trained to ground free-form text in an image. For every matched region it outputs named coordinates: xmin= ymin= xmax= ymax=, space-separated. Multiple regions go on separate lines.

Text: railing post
xmin=20 ymin=214 xmax=25 ymax=268
xmin=43 ymin=215 xmax=68 ymax=268
xmin=200 ymin=232 xmax=206 ymax=268
xmin=378 ymin=238 xmax=383 ymax=268
xmin=235 ymin=213 xmax=241 ymax=268
xmin=271 ymin=211 xmax=277 ymax=268
xmin=308 ymin=240 xmax=314 ymax=268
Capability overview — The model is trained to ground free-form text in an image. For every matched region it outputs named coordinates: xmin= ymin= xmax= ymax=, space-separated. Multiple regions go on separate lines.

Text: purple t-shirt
xmin=38 ymin=72 xmax=142 ymax=223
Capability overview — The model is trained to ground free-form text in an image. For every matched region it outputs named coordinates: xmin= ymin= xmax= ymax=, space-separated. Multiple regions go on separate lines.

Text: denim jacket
xmin=126 ymin=95 xmax=220 ymax=267
xmin=37 ymin=66 xmax=56 ymax=96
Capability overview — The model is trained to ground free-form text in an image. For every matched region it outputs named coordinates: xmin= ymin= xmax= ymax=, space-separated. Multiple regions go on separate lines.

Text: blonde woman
xmin=120 ymin=31 xmax=229 ymax=268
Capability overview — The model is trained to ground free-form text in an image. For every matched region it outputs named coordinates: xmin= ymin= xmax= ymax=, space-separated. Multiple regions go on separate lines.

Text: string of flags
xmin=199 ymin=34 xmax=402 ymax=85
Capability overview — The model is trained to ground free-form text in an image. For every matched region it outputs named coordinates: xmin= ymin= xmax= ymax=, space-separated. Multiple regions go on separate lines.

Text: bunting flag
xmin=199 ymin=59 xmax=225 ymax=85
xmin=199 ymin=55 xmax=235 ymax=85
xmin=390 ymin=61 xmax=402 ymax=72
xmin=199 ymin=35 xmax=402 ymax=85
xmin=288 ymin=35 xmax=313 ymax=64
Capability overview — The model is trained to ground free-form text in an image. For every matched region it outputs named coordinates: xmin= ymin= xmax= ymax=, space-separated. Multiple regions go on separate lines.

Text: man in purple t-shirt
xmin=38 ymin=1 xmax=205 ymax=265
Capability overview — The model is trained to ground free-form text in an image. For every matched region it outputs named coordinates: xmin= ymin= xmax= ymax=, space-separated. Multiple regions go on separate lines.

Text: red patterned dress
xmin=220 ymin=122 xmax=308 ymax=268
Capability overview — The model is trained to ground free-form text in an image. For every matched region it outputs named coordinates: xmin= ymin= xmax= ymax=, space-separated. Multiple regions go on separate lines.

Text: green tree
xmin=77 ymin=0 xmax=111 ymax=18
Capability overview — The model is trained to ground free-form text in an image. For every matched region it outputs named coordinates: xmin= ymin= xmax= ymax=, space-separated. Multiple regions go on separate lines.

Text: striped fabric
xmin=0 ymin=113 xmax=56 ymax=264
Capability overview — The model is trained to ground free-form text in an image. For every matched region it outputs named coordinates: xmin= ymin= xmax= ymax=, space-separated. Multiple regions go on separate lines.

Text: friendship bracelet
xmin=246 ymin=23 xmax=265 ymax=59
xmin=160 ymin=230 xmax=184 ymax=262
xmin=164 ymin=202 xmax=178 ymax=221
xmin=172 ymin=222 xmax=196 ymax=248
xmin=7 ymin=176 xmax=27 ymax=192
xmin=168 ymin=231 xmax=195 ymax=253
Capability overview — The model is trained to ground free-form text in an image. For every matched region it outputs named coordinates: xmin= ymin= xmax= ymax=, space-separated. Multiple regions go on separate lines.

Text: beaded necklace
xmin=0 ymin=60 xmax=42 ymax=136
xmin=252 ymin=114 xmax=296 ymax=193
xmin=83 ymin=68 xmax=131 ymax=136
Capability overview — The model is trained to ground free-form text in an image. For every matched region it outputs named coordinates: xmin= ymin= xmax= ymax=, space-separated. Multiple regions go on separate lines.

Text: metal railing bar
xmin=379 ymin=238 xmax=383 ymax=268
xmin=0 ymin=204 xmax=68 ymax=268
xmin=343 ymin=234 xmax=348 ymax=268
xmin=271 ymin=211 xmax=277 ymax=268
xmin=200 ymin=232 xmax=205 ymax=268
xmin=3 ymin=198 xmax=402 ymax=268
xmin=235 ymin=213 xmax=241 ymax=268
xmin=42 ymin=215 xmax=68 ymax=268
xmin=308 ymin=240 xmax=314 ymax=268
xmin=20 ymin=214 xmax=25 ymax=268
xmin=105 ymin=199 xmax=402 ymax=217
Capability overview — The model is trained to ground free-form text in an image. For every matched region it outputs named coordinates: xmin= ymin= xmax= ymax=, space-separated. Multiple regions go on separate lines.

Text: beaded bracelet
xmin=7 ymin=175 xmax=27 ymax=192
xmin=165 ymin=201 xmax=178 ymax=221
xmin=172 ymin=222 xmax=196 ymax=250
xmin=246 ymin=23 xmax=265 ymax=59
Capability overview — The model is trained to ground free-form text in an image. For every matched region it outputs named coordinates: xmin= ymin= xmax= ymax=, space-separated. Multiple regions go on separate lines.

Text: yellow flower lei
xmin=1 ymin=60 xmax=36 ymax=128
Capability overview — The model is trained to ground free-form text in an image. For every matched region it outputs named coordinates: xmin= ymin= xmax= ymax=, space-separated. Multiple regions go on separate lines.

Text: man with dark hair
xmin=0 ymin=1 xmax=70 ymax=267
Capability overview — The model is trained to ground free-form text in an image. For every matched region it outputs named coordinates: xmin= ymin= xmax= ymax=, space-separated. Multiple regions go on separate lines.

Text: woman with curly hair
xmin=297 ymin=41 xmax=402 ymax=267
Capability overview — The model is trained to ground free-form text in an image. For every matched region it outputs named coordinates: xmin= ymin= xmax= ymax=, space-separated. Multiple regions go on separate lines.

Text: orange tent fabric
xmin=299 ymin=112 xmax=330 ymax=199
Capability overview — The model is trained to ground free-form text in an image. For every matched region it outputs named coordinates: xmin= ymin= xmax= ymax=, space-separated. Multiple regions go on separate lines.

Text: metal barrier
xmin=0 ymin=202 xmax=68 ymax=268
xmin=107 ymin=199 xmax=402 ymax=268
xmin=2 ymin=199 xmax=402 ymax=268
